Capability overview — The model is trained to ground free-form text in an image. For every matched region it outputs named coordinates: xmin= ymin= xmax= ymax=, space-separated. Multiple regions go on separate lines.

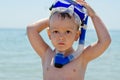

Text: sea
xmin=0 ymin=28 xmax=119 ymax=80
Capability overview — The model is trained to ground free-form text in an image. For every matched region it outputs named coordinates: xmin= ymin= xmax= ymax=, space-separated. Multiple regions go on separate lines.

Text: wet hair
xmin=50 ymin=12 xmax=71 ymax=19
xmin=59 ymin=12 xmax=71 ymax=19
xmin=50 ymin=12 xmax=79 ymax=30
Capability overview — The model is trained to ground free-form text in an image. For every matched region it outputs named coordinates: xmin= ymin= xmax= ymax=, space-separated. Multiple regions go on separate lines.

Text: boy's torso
xmin=42 ymin=48 xmax=87 ymax=80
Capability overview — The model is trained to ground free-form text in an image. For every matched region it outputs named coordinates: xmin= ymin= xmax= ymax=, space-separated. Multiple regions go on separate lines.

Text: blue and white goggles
xmin=49 ymin=0 xmax=88 ymax=26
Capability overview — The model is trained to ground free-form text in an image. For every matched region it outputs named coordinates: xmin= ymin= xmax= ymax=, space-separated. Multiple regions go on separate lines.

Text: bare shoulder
xmin=44 ymin=47 xmax=55 ymax=59
xmin=42 ymin=48 xmax=55 ymax=66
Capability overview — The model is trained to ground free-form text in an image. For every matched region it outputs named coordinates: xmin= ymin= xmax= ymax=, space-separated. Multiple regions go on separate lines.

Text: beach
xmin=0 ymin=28 xmax=119 ymax=80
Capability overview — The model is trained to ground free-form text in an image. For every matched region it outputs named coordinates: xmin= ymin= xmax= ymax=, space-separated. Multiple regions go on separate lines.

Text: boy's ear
xmin=47 ymin=29 xmax=51 ymax=40
xmin=75 ymin=31 xmax=81 ymax=41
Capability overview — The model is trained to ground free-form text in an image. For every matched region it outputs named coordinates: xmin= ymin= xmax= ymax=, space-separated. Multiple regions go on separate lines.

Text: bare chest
xmin=43 ymin=55 xmax=86 ymax=80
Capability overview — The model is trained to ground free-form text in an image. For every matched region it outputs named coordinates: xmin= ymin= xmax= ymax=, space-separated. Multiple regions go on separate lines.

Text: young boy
xmin=27 ymin=0 xmax=111 ymax=80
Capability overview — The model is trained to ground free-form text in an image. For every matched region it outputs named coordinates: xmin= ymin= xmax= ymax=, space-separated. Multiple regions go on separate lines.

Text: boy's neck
xmin=55 ymin=47 xmax=74 ymax=57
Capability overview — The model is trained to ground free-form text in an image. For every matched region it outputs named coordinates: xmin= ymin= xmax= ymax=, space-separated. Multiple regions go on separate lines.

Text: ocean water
xmin=0 ymin=28 xmax=119 ymax=80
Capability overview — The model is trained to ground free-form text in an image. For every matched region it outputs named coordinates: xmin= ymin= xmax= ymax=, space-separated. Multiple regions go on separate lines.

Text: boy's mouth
xmin=58 ymin=42 xmax=65 ymax=45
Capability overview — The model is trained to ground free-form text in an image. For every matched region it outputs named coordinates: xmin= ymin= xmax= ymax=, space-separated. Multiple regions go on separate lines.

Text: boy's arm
xmin=27 ymin=18 xmax=49 ymax=60
xmin=83 ymin=14 xmax=111 ymax=63
xmin=77 ymin=1 xmax=111 ymax=63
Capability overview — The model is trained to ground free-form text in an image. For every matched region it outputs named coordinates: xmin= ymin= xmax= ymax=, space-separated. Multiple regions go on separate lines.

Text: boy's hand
xmin=76 ymin=0 xmax=96 ymax=18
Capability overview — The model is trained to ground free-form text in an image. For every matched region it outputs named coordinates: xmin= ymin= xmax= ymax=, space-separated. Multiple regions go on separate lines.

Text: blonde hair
xmin=49 ymin=12 xmax=80 ymax=30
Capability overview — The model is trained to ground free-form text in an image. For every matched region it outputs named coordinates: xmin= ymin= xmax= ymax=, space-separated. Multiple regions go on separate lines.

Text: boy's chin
xmin=57 ymin=49 xmax=65 ymax=53
xmin=56 ymin=48 xmax=71 ymax=53
xmin=56 ymin=48 xmax=66 ymax=53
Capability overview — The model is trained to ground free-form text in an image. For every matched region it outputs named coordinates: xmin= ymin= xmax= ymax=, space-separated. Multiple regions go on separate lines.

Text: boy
xmin=27 ymin=0 xmax=111 ymax=80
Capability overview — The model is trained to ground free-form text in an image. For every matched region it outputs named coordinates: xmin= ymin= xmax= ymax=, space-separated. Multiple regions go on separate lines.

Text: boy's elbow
xmin=107 ymin=36 xmax=111 ymax=46
xmin=27 ymin=24 xmax=33 ymax=30
xmin=27 ymin=25 xmax=31 ymax=33
xmin=99 ymin=35 xmax=111 ymax=48
xmin=26 ymin=25 xmax=34 ymax=35
xmin=104 ymin=35 xmax=111 ymax=47
xmin=27 ymin=24 xmax=36 ymax=32
xmin=107 ymin=33 xmax=111 ymax=44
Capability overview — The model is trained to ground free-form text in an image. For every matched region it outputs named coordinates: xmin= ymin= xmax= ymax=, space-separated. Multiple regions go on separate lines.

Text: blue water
xmin=0 ymin=28 xmax=119 ymax=80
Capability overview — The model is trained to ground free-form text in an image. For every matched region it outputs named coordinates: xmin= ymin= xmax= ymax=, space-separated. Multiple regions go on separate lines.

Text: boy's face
xmin=48 ymin=13 xmax=80 ymax=52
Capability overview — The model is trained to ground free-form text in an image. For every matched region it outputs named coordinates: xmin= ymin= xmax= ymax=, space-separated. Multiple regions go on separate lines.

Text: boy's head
xmin=48 ymin=12 xmax=80 ymax=52
xmin=47 ymin=0 xmax=88 ymax=52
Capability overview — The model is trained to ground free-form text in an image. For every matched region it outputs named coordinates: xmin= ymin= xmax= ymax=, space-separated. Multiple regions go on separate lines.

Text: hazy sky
xmin=0 ymin=0 xmax=120 ymax=30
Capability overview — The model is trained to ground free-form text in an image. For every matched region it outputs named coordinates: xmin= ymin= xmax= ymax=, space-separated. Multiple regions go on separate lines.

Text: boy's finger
xmin=76 ymin=0 xmax=87 ymax=6
xmin=79 ymin=1 xmax=88 ymax=8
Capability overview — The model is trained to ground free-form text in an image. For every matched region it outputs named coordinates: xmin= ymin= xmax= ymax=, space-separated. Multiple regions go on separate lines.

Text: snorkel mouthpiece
xmin=54 ymin=53 xmax=64 ymax=68
xmin=54 ymin=53 xmax=70 ymax=68
xmin=50 ymin=0 xmax=88 ymax=68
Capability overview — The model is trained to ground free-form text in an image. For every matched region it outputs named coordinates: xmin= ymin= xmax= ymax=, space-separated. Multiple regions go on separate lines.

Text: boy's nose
xmin=59 ymin=33 xmax=65 ymax=40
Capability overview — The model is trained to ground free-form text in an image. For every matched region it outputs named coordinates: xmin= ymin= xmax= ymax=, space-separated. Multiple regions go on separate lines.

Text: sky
xmin=0 ymin=0 xmax=120 ymax=30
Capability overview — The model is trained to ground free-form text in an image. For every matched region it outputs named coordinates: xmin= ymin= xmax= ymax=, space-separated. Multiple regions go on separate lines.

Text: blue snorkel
xmin=49 ymin=0 xmax=88 ymax=68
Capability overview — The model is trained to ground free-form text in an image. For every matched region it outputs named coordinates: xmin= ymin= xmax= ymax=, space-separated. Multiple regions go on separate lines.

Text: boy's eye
xmin=53 ymin=31 xmax=59 ymax=34
xmin=66 ymin=30 xmax=71 ymax=34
